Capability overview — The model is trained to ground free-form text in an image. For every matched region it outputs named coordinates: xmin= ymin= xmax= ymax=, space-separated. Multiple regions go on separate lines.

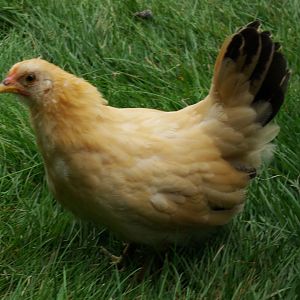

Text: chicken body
xmin=0 ymin=21 xmax=289 ymax=246
xmin=38 ymin=98 xmax=246 ymax=245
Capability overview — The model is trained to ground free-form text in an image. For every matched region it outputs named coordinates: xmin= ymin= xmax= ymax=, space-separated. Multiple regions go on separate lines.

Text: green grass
xmin=0 ymin=0 xmax=299 ymax=299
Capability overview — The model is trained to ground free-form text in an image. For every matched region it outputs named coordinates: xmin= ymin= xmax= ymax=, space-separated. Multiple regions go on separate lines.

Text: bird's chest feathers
xmin=32 ymin=114 xmax=114 ymax=218
xmin=44 ymin=150 xmax=113 ymax=221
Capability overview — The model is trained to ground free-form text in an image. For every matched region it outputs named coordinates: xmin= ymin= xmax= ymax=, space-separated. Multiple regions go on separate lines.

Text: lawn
xmin=0 ymin=0 xmax=299 ymax=299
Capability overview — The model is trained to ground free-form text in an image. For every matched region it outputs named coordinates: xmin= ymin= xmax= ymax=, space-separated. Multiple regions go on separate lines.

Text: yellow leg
xmin=100 ymin=243 xmax=132 ymax=268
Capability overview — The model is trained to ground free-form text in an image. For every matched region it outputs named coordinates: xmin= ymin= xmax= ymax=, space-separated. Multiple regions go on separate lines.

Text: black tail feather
xmin=253 ymin=50 xmax=289 ymax=124
xmin=232 ymin=21 xmax=290 ymax=126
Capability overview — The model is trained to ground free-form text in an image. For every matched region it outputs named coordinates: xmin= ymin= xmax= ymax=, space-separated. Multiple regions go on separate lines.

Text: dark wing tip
xmin=274 ymin=42 xmax=281 ymax=51
xmin=246 ymin=20 xmax=261 ymax=29
xmin=262 ymin=30 xmax=272 ymax=37
xmin=280 ymin=71 xmax=291 ymax=94
xmin=224 ymin=33 xmax=244 ymax=61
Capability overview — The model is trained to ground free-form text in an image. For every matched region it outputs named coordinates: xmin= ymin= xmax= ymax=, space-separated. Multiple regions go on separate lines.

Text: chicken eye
xmin=25 ymin=74 xmax=36 ymax=83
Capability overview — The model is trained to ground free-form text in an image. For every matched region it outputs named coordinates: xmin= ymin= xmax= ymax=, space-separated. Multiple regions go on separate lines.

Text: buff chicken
xmin=0 ymin=21 xmax=289 ymax=247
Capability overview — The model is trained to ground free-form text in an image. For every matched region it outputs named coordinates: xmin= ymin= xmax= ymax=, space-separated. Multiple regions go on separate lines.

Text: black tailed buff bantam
xmin=0 ymin=21 xmax=290 ymax=246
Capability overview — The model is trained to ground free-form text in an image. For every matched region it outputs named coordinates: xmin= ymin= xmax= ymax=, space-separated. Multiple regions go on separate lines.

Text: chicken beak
xmin=0 ymin=83 xmax=19 ymax=93
xmin=0 ymin=78 xmax=19 ymax=94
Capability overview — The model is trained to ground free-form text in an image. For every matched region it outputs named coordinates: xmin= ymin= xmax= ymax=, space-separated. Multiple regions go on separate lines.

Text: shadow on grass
xmin=35 ymin=215 xmax=233 ymax=280
xmin=77 ymin=222 xmax=234 ymax=283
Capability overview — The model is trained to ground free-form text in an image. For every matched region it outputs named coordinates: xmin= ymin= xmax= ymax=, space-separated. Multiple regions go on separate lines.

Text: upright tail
xmin=206 ymin=21 xmax=290 ymax=174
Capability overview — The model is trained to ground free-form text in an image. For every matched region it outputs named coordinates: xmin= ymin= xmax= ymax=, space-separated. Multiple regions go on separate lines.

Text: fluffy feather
xmin=0 ymin=21 xmax=289 ymax=246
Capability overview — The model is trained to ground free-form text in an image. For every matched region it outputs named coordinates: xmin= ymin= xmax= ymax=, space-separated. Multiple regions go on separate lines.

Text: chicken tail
xmin=207 ymin=20 xmax=290 ymax=172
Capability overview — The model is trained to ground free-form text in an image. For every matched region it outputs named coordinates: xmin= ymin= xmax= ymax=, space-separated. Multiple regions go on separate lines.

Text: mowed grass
xmin=0 ymin=0 xmax=299 ymax=299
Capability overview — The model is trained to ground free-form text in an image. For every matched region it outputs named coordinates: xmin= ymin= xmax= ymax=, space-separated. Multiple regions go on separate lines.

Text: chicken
xmin=0 ymin=21 xmax=289 ymax=246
